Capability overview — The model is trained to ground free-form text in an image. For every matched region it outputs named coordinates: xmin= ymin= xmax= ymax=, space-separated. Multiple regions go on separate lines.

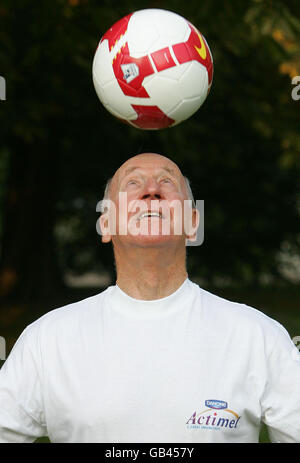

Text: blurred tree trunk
xmin=0 ymin=136 xmax=64 ymax=304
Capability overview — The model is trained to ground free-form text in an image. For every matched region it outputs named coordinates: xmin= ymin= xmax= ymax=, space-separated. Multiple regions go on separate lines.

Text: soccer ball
xmin=92 ymin=9 xmax=213 ymax=130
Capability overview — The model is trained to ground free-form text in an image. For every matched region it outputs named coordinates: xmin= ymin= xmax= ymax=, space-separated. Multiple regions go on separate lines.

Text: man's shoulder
xmin=190 ymin=282 xmax=296 ymax=359
xmin=193 ymin=281 xmax=286 ymax=341
xmin=24 ymin=286 xmax=114 ymax=335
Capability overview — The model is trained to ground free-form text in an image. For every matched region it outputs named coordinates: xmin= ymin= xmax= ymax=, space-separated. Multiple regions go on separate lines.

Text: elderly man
xmin=0 ymin=153 xmax=299 ymax=443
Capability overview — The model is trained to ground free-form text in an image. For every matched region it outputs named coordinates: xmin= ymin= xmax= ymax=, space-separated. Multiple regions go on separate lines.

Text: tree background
xmin=0 ymin=0 xmax=299 ymax=442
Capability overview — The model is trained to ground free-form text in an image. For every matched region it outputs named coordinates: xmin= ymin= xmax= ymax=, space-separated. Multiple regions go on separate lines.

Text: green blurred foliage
xmin=0 ymin=0 xmax=299 ymax=299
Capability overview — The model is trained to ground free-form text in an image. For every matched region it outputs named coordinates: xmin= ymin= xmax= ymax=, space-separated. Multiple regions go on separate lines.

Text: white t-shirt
xmin=0 ymin=279 xmax=299 ymax=443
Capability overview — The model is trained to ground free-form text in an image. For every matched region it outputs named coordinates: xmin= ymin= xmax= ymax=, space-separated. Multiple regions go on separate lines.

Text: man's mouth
xmin=137 ymin=211 xmax=163 ymax=220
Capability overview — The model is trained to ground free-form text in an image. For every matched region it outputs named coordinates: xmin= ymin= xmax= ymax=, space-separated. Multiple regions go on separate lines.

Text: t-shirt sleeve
xmin=260 ymin=322 xmax=300 ymax=443
xmin=0 ymin=325 xmax=47 ymax=442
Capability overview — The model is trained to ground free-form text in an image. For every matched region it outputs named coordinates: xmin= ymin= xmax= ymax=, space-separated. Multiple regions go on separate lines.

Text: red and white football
xmin=92 ymin=9 xmax=213 ymax=130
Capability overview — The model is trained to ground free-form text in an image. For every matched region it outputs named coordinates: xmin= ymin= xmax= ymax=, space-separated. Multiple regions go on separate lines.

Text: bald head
xmin=99 ymin=152 xmax=199 ymax=248
xmin=104 ymin=153 xmax=195 ymax=206
xmin=110 ymin=153 xmax=182 ymax=196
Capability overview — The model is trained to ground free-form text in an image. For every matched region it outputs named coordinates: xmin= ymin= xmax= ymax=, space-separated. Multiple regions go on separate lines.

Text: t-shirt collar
xmin=108 ymin=278 xmax=191 ymax=319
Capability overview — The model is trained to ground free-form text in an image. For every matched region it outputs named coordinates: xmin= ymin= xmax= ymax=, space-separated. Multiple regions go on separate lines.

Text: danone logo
xmin=186 ymin=399 xmax=241 ymax=431
xmin=205 ymin=399 xmax=227 ymax=410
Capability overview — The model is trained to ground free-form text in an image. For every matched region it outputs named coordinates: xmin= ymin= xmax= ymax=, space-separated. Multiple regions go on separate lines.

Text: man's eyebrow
xmin=123 ymin=166 xmax=138 ymax=177
xmin=161 ymin=166 xmax=176 ymax=176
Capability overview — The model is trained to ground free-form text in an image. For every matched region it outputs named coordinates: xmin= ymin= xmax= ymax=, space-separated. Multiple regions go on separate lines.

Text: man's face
xmin=100 ymin=153 xmax=198 ymax=248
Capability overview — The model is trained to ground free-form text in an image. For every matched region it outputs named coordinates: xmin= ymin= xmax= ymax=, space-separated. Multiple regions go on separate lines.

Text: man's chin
xmin=114 ymin=233 xmax=185 ymax=248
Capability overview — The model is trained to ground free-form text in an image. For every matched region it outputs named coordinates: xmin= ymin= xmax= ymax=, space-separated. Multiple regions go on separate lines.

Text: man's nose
xmin=141 ymin=179 xmax=162 ymax=200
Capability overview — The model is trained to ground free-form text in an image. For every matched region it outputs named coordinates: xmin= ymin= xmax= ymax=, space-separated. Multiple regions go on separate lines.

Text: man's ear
xmin=185 ymin=208 xmax=200 ymax=242
xmin=99 ymin=213 xmax=112 ymax=243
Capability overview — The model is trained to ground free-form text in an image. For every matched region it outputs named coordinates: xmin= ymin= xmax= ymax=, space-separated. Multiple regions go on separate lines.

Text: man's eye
xmin=127 ymin=180 xmax=138 ymax=186
xmin=161 ymin=178 xmax=172 ymax=184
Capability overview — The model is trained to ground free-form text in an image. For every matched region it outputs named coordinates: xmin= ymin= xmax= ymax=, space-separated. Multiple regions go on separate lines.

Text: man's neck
xmin=114 ymin=245 xmax=188 ymax=300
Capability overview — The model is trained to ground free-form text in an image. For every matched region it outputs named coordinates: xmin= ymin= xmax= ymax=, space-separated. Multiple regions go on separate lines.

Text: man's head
xmin=99 ymin=153 xmax=199 ymax=249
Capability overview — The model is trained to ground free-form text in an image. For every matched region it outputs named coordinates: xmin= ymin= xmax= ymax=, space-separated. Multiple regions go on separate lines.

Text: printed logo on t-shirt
xmin=186 ymin=399 xmax=241 ymax=431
